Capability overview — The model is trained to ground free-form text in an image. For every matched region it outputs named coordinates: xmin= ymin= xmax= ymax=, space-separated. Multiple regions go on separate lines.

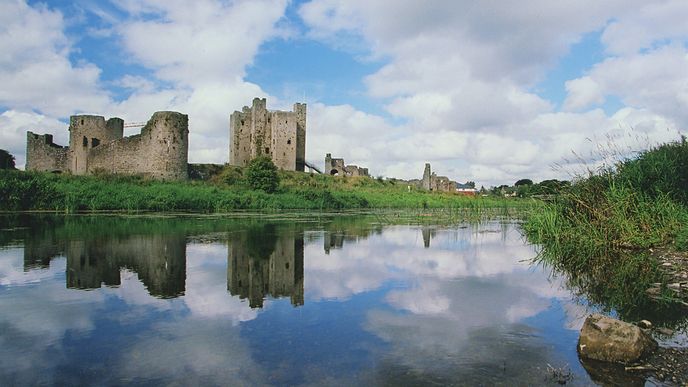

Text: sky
xmin=1 ymin=0 xmax=687 ymax=186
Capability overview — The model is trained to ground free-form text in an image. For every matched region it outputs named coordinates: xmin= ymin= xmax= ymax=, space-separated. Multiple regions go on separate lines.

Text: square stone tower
xmin=229 ymin=98 xmax=306 ymax=171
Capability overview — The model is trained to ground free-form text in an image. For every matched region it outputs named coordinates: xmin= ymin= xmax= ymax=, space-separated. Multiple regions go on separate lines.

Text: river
xmin=0 ymin=213 xmax=670 ymax=385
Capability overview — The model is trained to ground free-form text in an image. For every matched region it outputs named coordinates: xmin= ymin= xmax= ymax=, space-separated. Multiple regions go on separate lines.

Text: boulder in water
xmin=578 ymin=313 xmax=657 ymax=364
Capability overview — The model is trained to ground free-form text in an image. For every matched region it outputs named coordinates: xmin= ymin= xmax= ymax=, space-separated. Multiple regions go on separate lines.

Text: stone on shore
xmin=578 ymin=313 xmax=657 ymax=364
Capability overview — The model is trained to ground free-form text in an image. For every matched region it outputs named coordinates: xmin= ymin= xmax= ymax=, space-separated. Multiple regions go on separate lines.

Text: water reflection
xmin=228 ymin=225 xmax=304 ymax=308
xmin=1 ymin=214 xmax=671 ymax=385
xmin=23 ymin=226 xmax=186 ymax=298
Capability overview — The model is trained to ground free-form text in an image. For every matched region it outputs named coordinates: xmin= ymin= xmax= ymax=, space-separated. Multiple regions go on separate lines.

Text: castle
xmin=26 ymin=111 xmax=189 ymax=180
xmin=229 ymin=98 xmax=306 ymax=171
xmin=324 ymin=153 xmax=369 ymax=177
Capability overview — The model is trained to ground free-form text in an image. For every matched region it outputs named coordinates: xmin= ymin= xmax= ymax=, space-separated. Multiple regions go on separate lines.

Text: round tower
xmin=142 ymin=111 xmax=189 ymax=180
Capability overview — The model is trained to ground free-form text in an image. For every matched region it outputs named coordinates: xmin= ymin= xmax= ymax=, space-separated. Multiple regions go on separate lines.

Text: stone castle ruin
xmin=421 ymin=163 xmax=457 ymax=192
xmin=26 ymin=111 xmax=189 ymax=180
xmin=229 ymin=98 xmax=306 ymax=171
xmin=325 ymin=153 xmax=369 ymax=177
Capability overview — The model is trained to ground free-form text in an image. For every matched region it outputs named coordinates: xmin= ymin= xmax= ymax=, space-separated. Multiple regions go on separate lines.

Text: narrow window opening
xmin=81 ymin=119 xmax=84 ymax=125
xmin=265 ymin=147 xmax=270 ymax=154
xmin=82 ymin=136 xmax=88 ymax=147
xmin=287 ymin=139 xmax=291 ymax=145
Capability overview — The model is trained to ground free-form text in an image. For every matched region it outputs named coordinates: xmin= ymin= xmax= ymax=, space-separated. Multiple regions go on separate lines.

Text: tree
xmin=0 ymin=149 xmax=16 ymax=170
xmin=515 ymin=178 xmax=533 ymax=186
xmin=245 ymin=156 xmax=280 ymax=193
xmin=465 ymin=181 xmax=476 ymax=188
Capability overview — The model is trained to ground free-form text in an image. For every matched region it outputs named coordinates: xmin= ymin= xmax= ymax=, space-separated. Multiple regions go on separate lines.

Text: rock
xmin=638 ymin=319 xmax=652 ymax=329
xmin=578 ymin=313 xmax=657 ymax=364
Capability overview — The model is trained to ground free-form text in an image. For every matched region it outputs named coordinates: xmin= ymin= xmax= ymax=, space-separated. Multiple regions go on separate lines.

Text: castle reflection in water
xmin=13 ymin=216 xmax=382 ymax=308
xmin=227 ymin=226 xmax=304 ymax=308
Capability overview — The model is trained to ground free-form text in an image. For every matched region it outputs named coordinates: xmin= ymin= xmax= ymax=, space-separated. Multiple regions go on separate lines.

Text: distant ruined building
xmin=229 ymin=98 xmax=306 ymax=171
xmin=421 ymin=163 xmax=458 ymax=192
xmin=26 ymin=111 xmax=189 ymax=180
xmin=325 ymin=153 xmax=369 ymax=177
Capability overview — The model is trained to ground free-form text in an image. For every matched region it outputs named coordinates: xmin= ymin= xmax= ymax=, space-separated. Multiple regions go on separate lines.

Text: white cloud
xmin=564 ymin=46 xmax=688 ymax=124
xmin=563 ymin=76 xmax=605 ymax=111
xmin=601 ymin=1 xmax=688 ymax=55
xmin=118 ymin=0 xmax=288 ymax=86
xmin=299 ymin=0 xmax=687 ymax=186
xmin=0 ymin=0 xmax=111 ymax=116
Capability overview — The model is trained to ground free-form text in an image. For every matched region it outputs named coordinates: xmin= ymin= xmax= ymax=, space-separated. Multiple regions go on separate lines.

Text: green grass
xmin=523 ymin=137 xmax=688 ymax=315
xmin=0 ymin=168 xmax=534 ymax=214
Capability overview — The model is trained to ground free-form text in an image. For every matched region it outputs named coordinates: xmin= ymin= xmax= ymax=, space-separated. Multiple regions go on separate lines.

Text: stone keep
xmin=26 ymin=111 xmax=189 ymax=180
xmin=229 ymin=98 xmax=306 ymax=171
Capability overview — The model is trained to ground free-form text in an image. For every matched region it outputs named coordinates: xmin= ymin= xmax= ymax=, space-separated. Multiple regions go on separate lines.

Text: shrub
xmin=216 ymin=165 xmax=244 ymax=186
xmin=245 ymin=156 xmax=280 ymax=193
xmin=0 ymin=149 xmax=16 ymax=170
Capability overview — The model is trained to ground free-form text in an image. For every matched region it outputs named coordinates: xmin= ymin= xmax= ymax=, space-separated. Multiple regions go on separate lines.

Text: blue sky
xmin=1 ymin=0 xmax=687 ymax=185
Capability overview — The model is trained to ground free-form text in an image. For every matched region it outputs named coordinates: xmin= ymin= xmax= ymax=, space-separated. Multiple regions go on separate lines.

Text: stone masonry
xmin=325 ymin=153 xmax=369 ymax=177
xmin=229 ymin=98 xmax=306 ymax=171
xmin=26 ymin=111 xmax=189 ymax=180
xmin=421 ymin=163 xmax=457 ymax=192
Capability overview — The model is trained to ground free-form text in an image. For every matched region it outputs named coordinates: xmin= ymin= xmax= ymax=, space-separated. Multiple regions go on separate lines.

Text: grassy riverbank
xmin=523 ymin=138 xmax=688 ymax=312
xmin=0 ymin=168 xmax=531 ymax=214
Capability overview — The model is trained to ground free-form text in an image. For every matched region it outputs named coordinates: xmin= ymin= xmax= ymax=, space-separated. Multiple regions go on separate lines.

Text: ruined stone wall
xmin=87 ymin=135 xmax=145 ymax=175
xmin=432 ymin=175 xmax=455 ymax=192
xmin=138 ymin=111 xmax=189 ymax=180
xmin=26 ymin=111 xmax=188 ymax=180
xmin=228 ymin=98 xmax=306 ymax=171
xmin=294 ymin=103 xmax=306 ymax=172
xmin=69 ymin=115 xmax=124 ymax=175
xmin=250 ymin=98 xmax=269 ymax=159
xmin=270 ymin=111 xmax=297 ymax=170
xmin=325 ymin=153 xmax=368 ymax=176
xmin=325 ymin=153 xmax=345 ymax=175
xmin=422 ymin=163 xmax=432 ymax=190
xmin=420 ymin=163 xmax=458 ymax=192
xmin=343 ymin=165 xmax=369 ymax=177
xmin=229 ymin=110 xmax=251 ymax=167
xmin=26 ymin=132 xmax=69 ymax=172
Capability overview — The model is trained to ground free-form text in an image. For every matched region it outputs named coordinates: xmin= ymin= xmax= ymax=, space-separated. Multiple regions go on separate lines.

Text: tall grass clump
xmin=523 ymin=137 xmax=688 ymax=311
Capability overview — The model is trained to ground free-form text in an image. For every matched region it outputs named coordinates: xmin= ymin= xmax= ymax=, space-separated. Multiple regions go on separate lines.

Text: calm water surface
xmin=0 ymin=214 xmax=652 ymax=385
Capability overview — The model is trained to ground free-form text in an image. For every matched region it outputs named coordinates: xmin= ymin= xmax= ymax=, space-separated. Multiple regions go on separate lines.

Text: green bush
xmin=0 ymin=149 xmax=17 ymax=170
xmin=245 ymin=156 xmax=280 ymax=193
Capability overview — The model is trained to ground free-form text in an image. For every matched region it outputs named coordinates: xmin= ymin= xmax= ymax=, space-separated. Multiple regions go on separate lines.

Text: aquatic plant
xmin=523 ymin=138 xmax=688 ymax=313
